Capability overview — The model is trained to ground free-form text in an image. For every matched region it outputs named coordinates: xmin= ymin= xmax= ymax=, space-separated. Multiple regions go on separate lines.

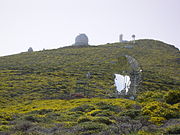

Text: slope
xmin=0 ymin=39 xmax=179 ymax=134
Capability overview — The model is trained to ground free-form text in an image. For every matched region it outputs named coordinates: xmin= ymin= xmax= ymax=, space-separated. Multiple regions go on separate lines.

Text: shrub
xmin=164 ymin=124 xmax=180 ymax=134
xmin=142 ymin=101 xmax=179 ymax=119
xmin=77 ymin=116 xmax=92 ymax=123
xmin=164 ymin=90 xmax=180 ymax=105
xmin=74 ymin=122 xmax=108 ymax=134
xmin=92 ymin=117 xmax=113 ymax=125
xmin=0 ymin=125 xmax=9 ymax=131
xmin=24 ymin=115 xmax=40 ymax=122
xmin=0 ymin=120 xmax=9 ymax=125
xmin=12 ymin=131 xmax=44 ymax=135
xmin=137 ymin=91 xmax=165 ymax=103
xmin=138 ymin=130 xmax=154 ymax=135
xmin=0 ymin=131 xmax=10 ymax=135
xmin=96 ymin=102 xmax=121 ymax=113
xmin=90 ymin=110 xmax=112 ymax=117
xmin=149 ymin=117 xmax=166 ymax=125
xmin=71 ymin=104 xmax=95 ymax=112
xmin=119 ymin=109 xmax=141 ymax=119
xmin=30 ymin=109 xmax=53 ymax=115
xmin=0 ymin=113 xmax=14 ymax=121
xmin=67 ymin=111 xmax=84 ymax=119
xmin=96 ymin=110 xmax=113 ymax=117
xmin=90 ymin=110 xmax=102 ymax=116
xmin=13 ymin=121 xmax=34 ymax=132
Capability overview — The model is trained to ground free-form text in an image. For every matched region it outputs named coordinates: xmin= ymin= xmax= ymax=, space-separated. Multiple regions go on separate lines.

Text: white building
xmin=28 ymin=47 xmax=33 ymax=52
xmin=119 ymin=34 xmax=123 ymax=42
xmin=119 ymin=34 xmax=128 ymax=43
xmin=74 ymin=34 xmax=89 ymax=46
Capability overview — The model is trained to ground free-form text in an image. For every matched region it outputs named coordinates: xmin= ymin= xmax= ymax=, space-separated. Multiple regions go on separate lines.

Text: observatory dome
xmin=74 ymin=34 xmax=89 ymax=46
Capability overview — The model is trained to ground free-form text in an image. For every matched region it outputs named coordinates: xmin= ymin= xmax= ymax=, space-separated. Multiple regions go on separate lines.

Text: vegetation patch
xmin=0 ymin=40 xmax=179 ymax=134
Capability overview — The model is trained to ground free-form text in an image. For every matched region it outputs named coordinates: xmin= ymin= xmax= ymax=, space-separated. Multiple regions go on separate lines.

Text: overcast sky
xmin=0 ymin=0 xmax=180 ymax=56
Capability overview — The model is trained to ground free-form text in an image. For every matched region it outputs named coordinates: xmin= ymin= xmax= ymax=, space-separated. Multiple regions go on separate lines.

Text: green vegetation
xmin=0 ymin=39 xmax=179 ymax=134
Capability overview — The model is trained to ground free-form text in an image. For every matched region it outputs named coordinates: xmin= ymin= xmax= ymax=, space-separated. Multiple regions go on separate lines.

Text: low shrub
xmin=90 ymin=110 xmax=113 ymax=117
xmin=74 ymin=122 xmax=108 ymax=134
xmin=24 ymin=115 xmax=40 ymax=122
xmin=13 ymin=121 xmax=34 ymax=132
xmin=95 ymin=110 xmax=113 ymax=117
xmin=23 ymin=114 xmax=53 ymax=123
xmin=0 ymin=125 xmax=9 ymax=131
xmin=164 ymin=124 xmax=180 ymax=134
xmin=12 ymin=131 xmax=44 ymax=135
xmin=71 ymin=104 xmax=95 ymax=112
xmin=142 ymin=101 xmax=179 ymax=119
xmin=0 ymin=113 xmax=14 ymax=121
xmin=138 ymin=130 xmax=155 ymax=135
xmin=164 ymin=90 xmax=180 ymax=105
xmin=0 ymin=120 xmax=9 ymax=125
xmin=119 ymin=109 xmax=141 ymax=119
xmin=92 ymin=117 xmax=113 ymax=125
xmin=77 ymin=116 xmax=92 ymax=123
xmin=137 ymin=91 xmax=165 ymax=103
xmin=67 ymin=111 xmax=84 ymax=119
xmin=30 ymin=109 xmax=53 ymax=115
xmin=96 ymin=102 xmax=121 ymax=113
xmin=90 ymin=110 xmax=102 ymax=116
xmin=149 ymin=117 xmax=166 ymax=125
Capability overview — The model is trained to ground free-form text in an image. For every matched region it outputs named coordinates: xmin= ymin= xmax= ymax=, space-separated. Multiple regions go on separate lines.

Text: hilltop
xmin=0 ymin=39 xmax=179 ymax=135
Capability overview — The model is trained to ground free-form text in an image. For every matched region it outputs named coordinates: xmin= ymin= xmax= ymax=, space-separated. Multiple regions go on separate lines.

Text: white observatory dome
xmin=74 ymin=34 xmax=89 ymax=46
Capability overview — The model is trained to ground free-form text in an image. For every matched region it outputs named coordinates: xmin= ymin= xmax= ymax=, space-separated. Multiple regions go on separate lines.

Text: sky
xmin=0 ymin=0 xmax=180 ymax=56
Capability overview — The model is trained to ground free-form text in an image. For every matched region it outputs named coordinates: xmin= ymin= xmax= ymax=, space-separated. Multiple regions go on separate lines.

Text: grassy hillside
xmin=0 ymin=39 xmax=179 ymax=134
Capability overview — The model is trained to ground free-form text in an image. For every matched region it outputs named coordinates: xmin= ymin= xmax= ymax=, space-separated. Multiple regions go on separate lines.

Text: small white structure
xmin=74 ymin=34 xmax=89 ymax=46
xmin=114 ymin=74 xmax=131 ymax=94
xmin=132 ymin=34 xmax=136 ymax=44
xmin=119 ymin=34 xmax=128 ymax=43
xmin=119 ymin=34 xmax=123 ymax=42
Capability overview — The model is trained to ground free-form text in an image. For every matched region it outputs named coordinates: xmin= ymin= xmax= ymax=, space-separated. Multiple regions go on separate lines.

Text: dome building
xmin=28 ymin=47 xmax=33 ymax=52
xmin=74 ymin=34 xmax=89 ymax=46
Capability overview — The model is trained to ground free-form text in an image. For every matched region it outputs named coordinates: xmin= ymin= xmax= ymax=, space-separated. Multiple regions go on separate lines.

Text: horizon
xmin=0 ymin=0 xmax=180 ymax=56
xmin=0 ymin=38 xmax=179 ymax=57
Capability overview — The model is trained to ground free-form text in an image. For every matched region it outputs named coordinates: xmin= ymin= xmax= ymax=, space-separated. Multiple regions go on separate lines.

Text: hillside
xmin=0 ymin=39 xmax=179 ymax=135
